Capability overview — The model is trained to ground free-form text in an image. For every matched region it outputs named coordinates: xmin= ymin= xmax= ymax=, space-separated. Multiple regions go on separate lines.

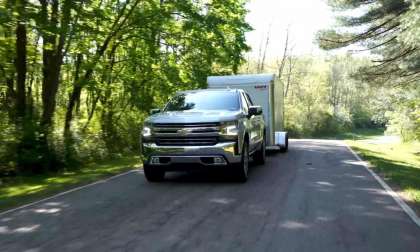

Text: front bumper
xmin=142 ymin=142 xmax=241 ymax=166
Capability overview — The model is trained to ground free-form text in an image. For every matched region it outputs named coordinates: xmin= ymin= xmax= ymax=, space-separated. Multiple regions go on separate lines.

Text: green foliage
xmin=318 ymin=0 xmax=419 ymax=86
xmin=316 ymin=0 xmax=420 ymax=141
xmin=243 ymin=51 xmax=417 ymax=141
xmin=401 ymin=1 xmax=420 ymax=49
xmin=385 ymin=86 xmax=420 ymax=141
xmin=0 ymin=0 xmax=251 ymax=174
xmin=243 ymin=54 xmax=385 ymax=138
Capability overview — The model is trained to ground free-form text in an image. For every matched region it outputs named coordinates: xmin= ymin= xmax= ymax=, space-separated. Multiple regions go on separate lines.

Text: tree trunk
xmin=278 ymin=29 xmax=289 ymax=82
xmin=15 ymin=17 xmax=27 ymax=119
xmin=63 ymin=54 xmax=82 ymax=134
xmin=31 ymin=0 xmax=72 ymax=170
xmin=259 ymin=26 xmax=271 ymax=73
xmin=40 ymin=0 xmax=71 ymax=128
xmin=284 ymin=56 xmax=294 ymax=98
xmin=41 ymin=53 xmax=60 ymax=127
xmin=64 ymin=84 xmax=82 ymax=134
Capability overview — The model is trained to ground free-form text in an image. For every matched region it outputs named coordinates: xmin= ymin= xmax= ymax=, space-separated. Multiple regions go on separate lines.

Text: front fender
xmin=237 ymin=117 xmax=250 ymax=155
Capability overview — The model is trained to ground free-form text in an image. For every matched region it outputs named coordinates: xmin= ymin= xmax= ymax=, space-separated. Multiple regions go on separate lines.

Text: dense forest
xmin=1 ymin=0 xmax=419 ymax=176
xmin=0 ymin=0 xmax=250 ymax=174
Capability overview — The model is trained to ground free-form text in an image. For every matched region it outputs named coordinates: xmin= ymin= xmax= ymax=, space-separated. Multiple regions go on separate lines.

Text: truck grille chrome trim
xmin=153 ymin=122 xmax=221 ymax=128
xmin=152 ymin=123 xmax=221 ymax=145
xmin=153 ymin=127 xmax=219 ymax=134
xmin=156 ymin=137 xmax=218 ymax=146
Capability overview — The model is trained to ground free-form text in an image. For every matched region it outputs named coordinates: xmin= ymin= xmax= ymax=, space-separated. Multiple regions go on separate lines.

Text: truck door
xmin=242 ymin=92 xmax=263 ymax=151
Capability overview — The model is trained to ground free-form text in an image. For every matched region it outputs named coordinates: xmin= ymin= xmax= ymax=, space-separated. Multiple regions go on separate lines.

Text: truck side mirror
xmin=150 ymin=108 xmax=161 ymax=115
xmin=249 ymin=106 xmax=262 ymax=116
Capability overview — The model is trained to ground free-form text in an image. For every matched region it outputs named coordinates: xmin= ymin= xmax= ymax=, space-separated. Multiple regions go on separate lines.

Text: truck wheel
xmin=254 ymin=137 xmax=266 ymax=165
xmin=280 ymin=134 xmax=289 ymax=153
xmin=143 ymin=164 xmax=165 ymax=182
xmin=236 ymin=141 xmax=249 ymax=182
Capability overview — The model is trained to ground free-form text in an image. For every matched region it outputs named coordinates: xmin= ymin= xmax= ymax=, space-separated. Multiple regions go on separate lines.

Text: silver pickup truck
xmin=141 ymin=89 xmax=266 ymax=182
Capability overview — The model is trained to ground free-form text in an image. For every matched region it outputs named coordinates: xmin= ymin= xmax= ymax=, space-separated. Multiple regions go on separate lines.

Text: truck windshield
xmin=164 ymin=91 xmax=239 ymax=111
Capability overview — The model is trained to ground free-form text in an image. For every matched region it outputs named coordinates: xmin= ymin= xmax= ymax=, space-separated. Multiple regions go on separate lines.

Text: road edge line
xmin=0 ymin=169 xmax=143 ymax=217
xmin=343 ymin=141 xmax=420 ymax=228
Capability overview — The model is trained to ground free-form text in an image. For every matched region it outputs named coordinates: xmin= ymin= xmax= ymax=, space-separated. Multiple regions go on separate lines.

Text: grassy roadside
xmin=341 ymin=130 xmax=420 ymax=214
xmin=0 ymin=155 xmax=141 ymax=212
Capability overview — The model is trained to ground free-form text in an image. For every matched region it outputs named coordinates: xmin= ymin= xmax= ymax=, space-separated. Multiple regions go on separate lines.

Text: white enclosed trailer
xmin=207 ymin=74 xmax=288 ymax=150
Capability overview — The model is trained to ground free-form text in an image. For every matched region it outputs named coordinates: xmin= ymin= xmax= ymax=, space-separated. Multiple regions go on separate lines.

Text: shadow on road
xmin=158 ymin=148 xmax=287 ymax=184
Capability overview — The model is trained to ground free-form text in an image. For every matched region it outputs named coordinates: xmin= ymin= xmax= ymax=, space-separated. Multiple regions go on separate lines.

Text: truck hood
xmin=146 ymin=110 xmax=242 ymax=124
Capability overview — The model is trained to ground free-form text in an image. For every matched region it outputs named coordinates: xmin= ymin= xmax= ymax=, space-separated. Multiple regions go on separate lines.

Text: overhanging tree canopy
xmin=317 ymin=0 xmax=420 ymax=86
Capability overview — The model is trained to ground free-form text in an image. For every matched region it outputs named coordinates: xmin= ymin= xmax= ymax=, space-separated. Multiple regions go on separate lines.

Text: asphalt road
xmin=1 ymin=140 xmax=419 ymax=252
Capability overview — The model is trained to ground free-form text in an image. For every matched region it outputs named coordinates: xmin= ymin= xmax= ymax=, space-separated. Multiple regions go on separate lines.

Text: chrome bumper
xmin=142 ymin=142 xmax=241 ymax=166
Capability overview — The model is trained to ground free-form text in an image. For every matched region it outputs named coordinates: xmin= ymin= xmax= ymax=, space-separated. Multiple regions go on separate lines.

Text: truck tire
xmin=236 ymin=141 xmax=249 ymax=182
xmin=280 ymin=134 xmax=289 ymax=153
xmin=254 ymin=137 xmax=266 ymax=165
xmin=144 ymin=164 xmax=165 ymax=182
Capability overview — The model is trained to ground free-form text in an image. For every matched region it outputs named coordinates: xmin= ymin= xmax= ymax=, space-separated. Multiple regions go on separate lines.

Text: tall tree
xmin=317 ymin=0 xmax=419 ymax=86
xmin=38 ymin=0 xmax=72 ymax=128
xmin=15 ymin=0 xmax=27 ymax=119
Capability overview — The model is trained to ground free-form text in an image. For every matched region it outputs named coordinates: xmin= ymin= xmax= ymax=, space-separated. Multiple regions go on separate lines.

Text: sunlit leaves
xmin=0 ymin=0 xmax=251 ymax=171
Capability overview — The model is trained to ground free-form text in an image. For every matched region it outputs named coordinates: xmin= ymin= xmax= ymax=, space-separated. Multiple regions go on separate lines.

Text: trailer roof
xmin=207 ymin=74 xmax=275 ymax=86
xmin=177 ymin=89 xmax=239 ymax=94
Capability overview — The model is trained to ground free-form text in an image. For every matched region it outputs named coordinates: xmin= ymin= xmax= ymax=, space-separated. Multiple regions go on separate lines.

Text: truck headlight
xmin=220 ymin=121 xmax=239 ymax=136
xmin=142 ymin=126 xmax=152 ymax=137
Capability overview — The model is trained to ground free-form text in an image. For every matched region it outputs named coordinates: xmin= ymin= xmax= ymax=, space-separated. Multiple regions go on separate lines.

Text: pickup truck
xmin=141 ymin=89 xmax=266 ymax=182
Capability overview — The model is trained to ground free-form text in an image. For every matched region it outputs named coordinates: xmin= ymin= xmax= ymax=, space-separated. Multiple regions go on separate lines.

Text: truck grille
xmin=156 ymin=137 xmax=218 ymax=146
xmin=152 ymin=122 xmax=221 ymax=146
xmin=153 ymin=122 xmax=221 ymax=128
